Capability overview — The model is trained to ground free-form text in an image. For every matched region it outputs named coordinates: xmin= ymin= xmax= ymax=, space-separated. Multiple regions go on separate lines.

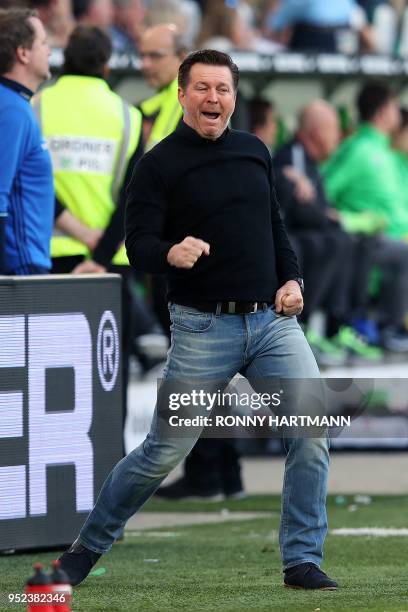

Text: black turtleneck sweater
xmin=125 ymin=121 xmax=300 ymax=303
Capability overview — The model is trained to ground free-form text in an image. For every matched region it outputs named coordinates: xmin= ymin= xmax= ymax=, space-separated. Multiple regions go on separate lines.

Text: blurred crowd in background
xmin=2 ymin=0 xmax=408 ymax=56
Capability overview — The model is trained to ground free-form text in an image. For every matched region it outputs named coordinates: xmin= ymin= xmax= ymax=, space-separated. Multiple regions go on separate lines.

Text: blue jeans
xmin=79 ymin=304 xmax=328 ymax=570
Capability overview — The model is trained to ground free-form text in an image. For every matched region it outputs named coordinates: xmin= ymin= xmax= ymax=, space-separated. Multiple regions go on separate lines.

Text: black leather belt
xmin=182 ymin=301 xmax=272 ymax=314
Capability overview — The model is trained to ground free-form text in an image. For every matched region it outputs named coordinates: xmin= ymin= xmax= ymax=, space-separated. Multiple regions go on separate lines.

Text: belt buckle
xmin=251 ymin=302 xmax=258 ymax=314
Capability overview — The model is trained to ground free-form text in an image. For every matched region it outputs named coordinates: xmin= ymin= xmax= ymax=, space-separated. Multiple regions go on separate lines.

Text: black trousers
xmin=183 ymin=437 xmax=243 ymax=495
xmin=371 ymin=237 xmax=408 ymax=327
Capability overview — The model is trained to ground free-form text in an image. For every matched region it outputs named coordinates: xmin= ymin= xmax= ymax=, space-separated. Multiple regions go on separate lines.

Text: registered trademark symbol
xmin=97 ymin=310 xmax=119 ymax=392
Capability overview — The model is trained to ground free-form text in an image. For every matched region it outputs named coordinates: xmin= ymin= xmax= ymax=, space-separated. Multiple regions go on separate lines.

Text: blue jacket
xmin=0 ymin=76 xmax=54 ymax=274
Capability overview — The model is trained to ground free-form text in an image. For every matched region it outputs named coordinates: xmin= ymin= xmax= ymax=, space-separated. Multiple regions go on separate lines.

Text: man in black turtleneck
xmin=59 ymin=49 xmax=338 ymax=593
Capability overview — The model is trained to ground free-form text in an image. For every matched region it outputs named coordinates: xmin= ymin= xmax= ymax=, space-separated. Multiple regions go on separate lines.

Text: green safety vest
xmin=140 ymin=77 xmax=182 ymax=151
xmin=34 ymin=75 xmax=142 ymax=265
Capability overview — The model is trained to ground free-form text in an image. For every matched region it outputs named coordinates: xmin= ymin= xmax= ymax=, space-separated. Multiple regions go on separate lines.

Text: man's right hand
xmin=167 ymin=236 xmax=210 ymax=269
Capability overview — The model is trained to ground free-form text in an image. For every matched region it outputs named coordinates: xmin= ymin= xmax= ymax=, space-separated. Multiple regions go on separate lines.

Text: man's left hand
xmin=275 ymin=280 xmax=303 ymax=316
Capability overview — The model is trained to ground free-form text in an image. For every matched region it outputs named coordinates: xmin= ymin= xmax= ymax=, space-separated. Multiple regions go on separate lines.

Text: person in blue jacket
xmin=0 ymin=7 xmax=54 ymax=275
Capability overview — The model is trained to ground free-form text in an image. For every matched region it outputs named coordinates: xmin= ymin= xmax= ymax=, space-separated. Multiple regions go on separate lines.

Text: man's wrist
xmin=288 ymin=277 xmax=304 ymax=294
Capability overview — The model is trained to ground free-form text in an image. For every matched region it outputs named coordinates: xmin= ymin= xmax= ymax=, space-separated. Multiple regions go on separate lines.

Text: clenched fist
xmin=167 ymin=236 xmax=210 ymax=270
xmin=167 ymin=236 xmax=210 ymax=269
xmin=275 ymin=280 xmax=303 ymax=316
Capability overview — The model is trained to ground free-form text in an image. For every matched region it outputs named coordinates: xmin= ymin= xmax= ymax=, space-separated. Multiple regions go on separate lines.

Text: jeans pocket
xmin=170 ymin=305 xmax=214 ymax=333
xmin=270 ymin=304 xmax=295 ymax=320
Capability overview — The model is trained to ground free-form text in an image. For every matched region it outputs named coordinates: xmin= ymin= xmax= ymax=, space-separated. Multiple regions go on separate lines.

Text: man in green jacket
xmin=390 ymin=107 xmax=408 ymax=240
xmin=323 ymin=82 xmax=408 ymax=352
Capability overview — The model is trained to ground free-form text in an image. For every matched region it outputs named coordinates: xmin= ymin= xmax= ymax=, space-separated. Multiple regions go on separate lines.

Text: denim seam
xmin=243 ymin=314 xmax=251 ymax=362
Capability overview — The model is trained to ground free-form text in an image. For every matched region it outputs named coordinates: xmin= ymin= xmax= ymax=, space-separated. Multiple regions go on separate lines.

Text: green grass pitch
xmin=0 ymin=495 xmax=407 ymax=611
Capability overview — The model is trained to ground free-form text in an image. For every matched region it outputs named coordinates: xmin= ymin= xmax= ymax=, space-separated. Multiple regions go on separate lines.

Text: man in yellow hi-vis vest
xmin=35 ymin=26 xmax=143 ymax=272
xmin=138 ymin=23 xmax=186 ymax=152
xmin=34 ymin=25 xmax=144 ymax=429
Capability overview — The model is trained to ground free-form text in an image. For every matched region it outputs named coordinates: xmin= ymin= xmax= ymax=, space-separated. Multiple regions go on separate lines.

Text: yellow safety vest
xmin=34 ymin=75 xmax=142 ymax=265
xmin=140 ymin=77 xmax=182 ymax=151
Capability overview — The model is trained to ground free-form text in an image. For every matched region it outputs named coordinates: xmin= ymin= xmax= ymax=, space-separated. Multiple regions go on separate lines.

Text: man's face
xmin=312 ymin=111 xmax=340 ymax=161
xmin=27 ymin=17 xmax=51 ymax=86
xmin=321 ymin=112 xmax=340 ymax=159
xmin=140 ymin=31 xmax=180 ymax=89
xmin=178 ymin=63 xmax=236 ymax=140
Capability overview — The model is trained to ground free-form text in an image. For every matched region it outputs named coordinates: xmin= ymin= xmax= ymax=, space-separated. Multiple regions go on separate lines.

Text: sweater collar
xmin=176 ymin=119 xmax=230 ymax=144
xmin=0 ymin=75 xmax=33 ymax=100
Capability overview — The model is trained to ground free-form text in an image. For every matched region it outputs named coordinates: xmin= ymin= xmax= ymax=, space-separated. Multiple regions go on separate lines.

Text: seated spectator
xmin=110 ymin=0 xmax=145 ymax=52
xmin=249 ymin=97 xmax=277 ymax=150
xmin=198 ymin=0 xmax=281 ymax=54
xmin=390 ymin=107 xmax=408 ymax=239
xmin=265 ymin=0 xmax=374 ymax=54
xmin=273 ymin=100 xmax=382 ymax=364
xmin=72 ymin=0 xmax=113 ymax=29
xmin=29 ymin=0 xmax=75 ymax=47
xmin=323 ymin=82 xmax=408 ymax=351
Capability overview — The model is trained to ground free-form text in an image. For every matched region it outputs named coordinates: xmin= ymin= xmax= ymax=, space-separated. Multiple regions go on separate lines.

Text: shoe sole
xmin=284 ymin=584 xmax=338 ymax=590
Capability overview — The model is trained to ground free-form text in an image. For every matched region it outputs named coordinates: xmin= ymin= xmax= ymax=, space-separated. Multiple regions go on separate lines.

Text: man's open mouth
xmin=201 ymin=112 xmax=220 ymax=120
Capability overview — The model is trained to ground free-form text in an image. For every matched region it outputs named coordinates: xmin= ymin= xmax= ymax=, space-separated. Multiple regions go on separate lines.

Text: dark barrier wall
xmin=0 ymin=275 xmax=123 ymax=551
